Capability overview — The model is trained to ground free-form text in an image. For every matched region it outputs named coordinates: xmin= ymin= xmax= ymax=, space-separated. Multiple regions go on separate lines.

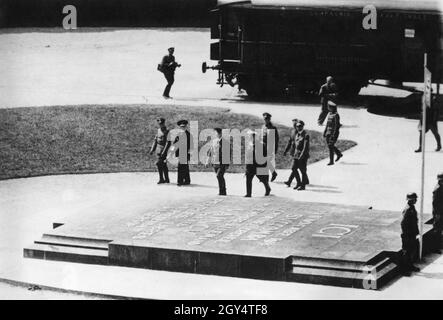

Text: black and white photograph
xmin=0 ymin=0 xmax=442 ymax=305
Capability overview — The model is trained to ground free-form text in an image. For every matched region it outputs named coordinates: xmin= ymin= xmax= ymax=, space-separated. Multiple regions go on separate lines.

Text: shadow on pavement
xmin=415 ymin=272 xmax=443 ymax=280
xmin=364 ymin=92 xmax=443 ymax=121
xmin=306 ymin=184 xmax=338 ymax=189
xmin=338 ymin=161 xmax=367 ymax=166
xmin=307 ymin=188 xmax=342 ymax=194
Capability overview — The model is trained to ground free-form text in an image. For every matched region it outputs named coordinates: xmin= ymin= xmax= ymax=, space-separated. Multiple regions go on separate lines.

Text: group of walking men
xmin=150 ymin=105 xmax=343 ymax=197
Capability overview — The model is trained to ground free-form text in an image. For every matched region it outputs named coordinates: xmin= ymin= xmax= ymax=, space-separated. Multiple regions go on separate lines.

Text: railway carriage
xmin=203 ymin=0 xmax=443 ymax=98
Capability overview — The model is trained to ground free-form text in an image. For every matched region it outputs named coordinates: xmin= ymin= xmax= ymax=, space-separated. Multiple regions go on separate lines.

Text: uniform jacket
xmin=293 ymin=130 xmax=310 ymax=160
xmin=245 ymin=139 xmax=267 ymax=171
xmin=284 ymin=128 xmax=297 ymax=156
xmin=324 ymin=112 xmax=341 ymax=139
xmin=418 ymin=106 xmax=439 ymax=131
xmin=151 ymin=127 xmax=170 ymax=156
xmin=319 ymin=83 xmax=338 ymax=109
xmin=262 ymin=123 xmax=279 ymax=153
xmin=401 ymin=204 xmax=419 ymax=237
xmin=433 ymin=184 xmax=443 ymax=218
xmin=284 ymin=129 xmax=310 ymax=160
xmin=207 ymin=137 xmax=229 ymax=167
xmin=174 ymin=130 xmax=192 ymax=162
xmin=161 ymin=55 xmax=178 ymax=73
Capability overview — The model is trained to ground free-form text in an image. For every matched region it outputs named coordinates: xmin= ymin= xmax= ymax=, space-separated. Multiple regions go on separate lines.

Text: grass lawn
xmin=0 ymin=105 xmax=356 ymax=180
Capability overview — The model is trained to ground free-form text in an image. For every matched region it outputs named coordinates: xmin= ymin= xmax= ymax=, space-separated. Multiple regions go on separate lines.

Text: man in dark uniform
xmin=432 ymin=172 xmax=443 ymax=253
xmin=206 ymin=128 xmax=229 ymax=195
xmin=261 ymin=112 xmax=279 ymax=182
xmin=159 ymin=47 xmax=181 ymax=99
xmin=174 ymin=119 xmax=191 ymax=186
xmin=284 ymin=120 xmax=310 ymax=190
xmin=400 ymin=192 xmax=420 ymax=274
xmin=318 ymin=76 xmax=338 ymax=125
xmin=245 ymin=130 xmax=271 ymax=197
xmin=415 ymin=95 xmax=441 ymax=152
xmin=283 ymin=119 xmax=298 ymax=166
xmin=324 ymin=101 xmax=343 ymax=166
xmin=150 ymin=117 xmax=170 ymax=184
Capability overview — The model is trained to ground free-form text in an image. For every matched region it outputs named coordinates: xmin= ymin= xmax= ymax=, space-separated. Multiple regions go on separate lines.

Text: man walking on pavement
xmin=261 ymin=112 xmax=279 ymax=182
xmin=415 ymin=94 xmax=441 ymax=152
xmin=159 ymin=47 xmax=181 ymax=99
xmin=318 ymin=76 xmax=338 ymax=125
xmin=150 ymin=117 xmax=170 ymax=184
xmin=324 ymin=101 xmax=343 ymax=165
xmin=174 ymin=119 xmax=192 ymax=186
xmin=432 ymin=172 xmax=443 ymax=253
xmin=206 ymin=128 xmax=229 ymax=196
xmin=284 ymin=120 xmax=310 ymax=190
xmin=400 ymin=192 xmax=421 ymax=274
xmin=244 ymin=130 xmax=271 ymax=197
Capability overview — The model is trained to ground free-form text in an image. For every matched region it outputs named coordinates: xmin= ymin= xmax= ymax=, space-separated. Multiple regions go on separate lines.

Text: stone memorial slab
xmin=24 ymin=196 xmax=435 ymax=289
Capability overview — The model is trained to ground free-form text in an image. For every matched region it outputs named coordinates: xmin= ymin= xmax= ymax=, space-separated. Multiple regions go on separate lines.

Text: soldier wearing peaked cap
xmin=159 ymin=47 xmax=181 ymax=99
xmin=206 ymin=128 xmax=229 ymax=196
xmin=324 ymin=101 xmax=343 ymax=166
xmin=284 ymin=120 xmax=310 ymax=190
xmin=283 ymin=118 xmax=299 ymax=166
xmin=261 ymin=112 xmax=279 ymax=182
xmin=173 ymin=119 xmax=192 ymax=186
xmin=400 ymin=192 xmax=420 ymax=274
xmin=432 ymin=173 xmax=443 ymax=253
xmin=150 ymin=117 xmax=170 ymax=184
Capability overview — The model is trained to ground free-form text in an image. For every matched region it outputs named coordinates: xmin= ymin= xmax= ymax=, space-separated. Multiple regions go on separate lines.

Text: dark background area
xmin=0 ymin=0 xmax=217 ymax=28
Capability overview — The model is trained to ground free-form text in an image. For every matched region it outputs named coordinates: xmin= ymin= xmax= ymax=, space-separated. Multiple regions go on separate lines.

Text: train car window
xmin=222 ymin=10 xmax=240 ymax=40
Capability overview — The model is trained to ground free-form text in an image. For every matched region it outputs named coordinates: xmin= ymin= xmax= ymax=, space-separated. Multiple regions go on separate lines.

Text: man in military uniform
xmin=284 ymin=120 xmax=310 ymax=190
xmin=150 ymin=117 xmax=170 ymax=184
xmin=159 ymin=47 xmax=181 ymax=99
xmin=318 ymin=76 xmax=338 ymax=125
xmin=174 ymin=119 xmax=192 ymax=186
xmin=324 ymin=101 xmax=343 ymax=166
xmin=400 ymin=192 xmax=420 ymax=274
xmin=245 ymin=130 xmax=271 ymax=197
xmin=206 ymin=128 xmax=229 ymax=195
xmin=432 ymin=172 xmax=443 ymax=253
xmin=261 ymin=112 xmax=279 ymax=182
xmin=415 ymin=95 xmax=441 ymax=152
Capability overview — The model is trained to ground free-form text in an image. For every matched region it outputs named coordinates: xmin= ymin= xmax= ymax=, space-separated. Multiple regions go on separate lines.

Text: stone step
xmin=286 ymin=261 xmax=398 ymax=289
xmin=35 ymin=234 xmax=111 ymax=251
xmin=289 ymin=255 xmax=391 ymax=273
xmin=24 ymin=243 xmax=108 ymax=265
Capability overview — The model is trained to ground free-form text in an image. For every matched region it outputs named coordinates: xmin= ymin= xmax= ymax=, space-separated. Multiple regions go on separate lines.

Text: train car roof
xmin=218 ymin=0 xmax=442 ymax=13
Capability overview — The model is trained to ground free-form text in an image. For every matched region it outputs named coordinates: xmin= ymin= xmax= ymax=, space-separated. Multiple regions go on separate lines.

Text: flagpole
xmin=419 ymin=53 xmax=427 ymax=260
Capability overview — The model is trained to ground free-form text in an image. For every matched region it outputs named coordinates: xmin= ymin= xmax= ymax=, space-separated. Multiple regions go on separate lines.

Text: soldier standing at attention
xmin=174 ymin=120 xmax=192 ymax=186
xmin=150 ymin=117 xmax=170 ymax=184
xmin=400 ymin=192 xmax=420 ymax=274
xmin=324 ymin=101 xmax=343 ymax=166
xmin=261 ymin=112 xmax=279 ymax=182
xmin=206 ymin=128 xmax=229 ymax=196
xmin=245 ymin=130 xmax=271 ymax=197
xmin=284 ymin=120 xmax=310 ymax=190
xmin=432 ymin=172 xmax=443 ymax=253
xmin=318 ymin=76 xmax=338 ymax=126
xmin=415 ymin=95 xmax=441 ymax=152
xmin=159 ymin=47 xmax=181 ymax=99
